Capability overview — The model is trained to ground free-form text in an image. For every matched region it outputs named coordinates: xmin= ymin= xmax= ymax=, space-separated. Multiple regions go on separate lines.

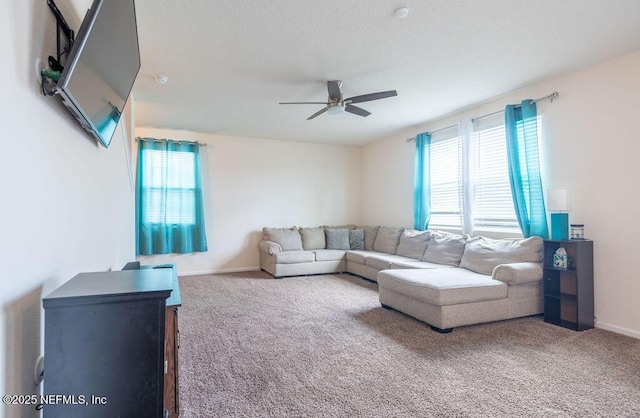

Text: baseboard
xmin=595 ymin=322 xmax=640 ymax=340
xmin=178 ymin=267 xmax=261 ymax=276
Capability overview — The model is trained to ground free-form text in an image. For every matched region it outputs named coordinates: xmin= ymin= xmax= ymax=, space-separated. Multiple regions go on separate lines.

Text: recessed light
xmin=154 ymin=75 xmax=169 ymax=84
xmin=394 ymin=7 xmax=409 ymax=19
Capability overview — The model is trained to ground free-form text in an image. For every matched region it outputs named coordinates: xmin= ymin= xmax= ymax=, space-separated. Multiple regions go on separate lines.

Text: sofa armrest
xmin=259 ymin=240 xmax=282 ymax=255
xmin=492 ymin=262 xmax=543 ymax=285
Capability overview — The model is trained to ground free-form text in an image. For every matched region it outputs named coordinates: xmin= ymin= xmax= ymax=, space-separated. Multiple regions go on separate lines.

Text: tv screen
xmin=57 ymin=0 xmax=140 ymax=148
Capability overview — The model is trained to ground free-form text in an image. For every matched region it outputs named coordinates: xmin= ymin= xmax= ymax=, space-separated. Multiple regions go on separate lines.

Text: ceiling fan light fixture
xmin=327 ymin=103 xmax=345 ymax=115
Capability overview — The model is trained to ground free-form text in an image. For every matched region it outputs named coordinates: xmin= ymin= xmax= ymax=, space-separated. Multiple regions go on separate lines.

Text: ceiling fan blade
xmin=345 ymin=105 xmax=371 ymax=117
xmin=307 ymin=107 xmax=329 ymax=120
xmin=279 ymin=101 xmax=329 ymax=105
xmin=327 ymin=80 xmax=342 ymax=101
xmin=346 ymin=90 xmax=397 ymax=104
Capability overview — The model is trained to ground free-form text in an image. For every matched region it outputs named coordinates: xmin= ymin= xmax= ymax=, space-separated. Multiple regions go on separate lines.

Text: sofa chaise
xmin=258 ymin=225 xmax=544 ymax=332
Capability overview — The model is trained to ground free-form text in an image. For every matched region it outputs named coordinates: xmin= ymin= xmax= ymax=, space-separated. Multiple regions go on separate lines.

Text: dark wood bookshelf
xmin=543 ymin=239 xmax=594 ymax=331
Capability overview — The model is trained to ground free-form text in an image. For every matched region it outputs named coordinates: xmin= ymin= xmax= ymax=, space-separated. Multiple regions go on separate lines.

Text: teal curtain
xmin=505 ymin=101 xmax=548 ymax=238
xmin=136 ymin=138 xmax=208 ymax=255
xmin=413 ymin=132 xmax=431 ymax=231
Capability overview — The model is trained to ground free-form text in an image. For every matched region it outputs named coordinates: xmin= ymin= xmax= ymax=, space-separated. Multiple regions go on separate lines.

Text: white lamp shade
xmin=547 ymin=189 xmax=569 ymax=212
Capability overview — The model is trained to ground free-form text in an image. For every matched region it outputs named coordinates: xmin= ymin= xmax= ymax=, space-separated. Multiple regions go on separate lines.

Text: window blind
xmin=429 ymin=134 xmax=462 ymax=228
xmin=141 ymin=149 xmax=196 ymax=224
xmin=473 ymin=125 xmax=519 ymax=230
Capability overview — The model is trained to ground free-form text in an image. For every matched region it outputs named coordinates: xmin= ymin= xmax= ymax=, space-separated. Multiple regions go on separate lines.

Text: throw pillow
xmin=396 ymin=229 xmax=432 ymax=260
xmin=299 ymin=227 xmax=326 ymax=250
xmin=422 ymin=231 xmax=468 ymax=266
xmin=460 ymin=236 xmax=543 ymax=275
xmin=323 ymin=224 xmax=357 ymax=230
xmin=349 ymin=229 xmax=365 ymax=250
xmin=325 ymin=229 xmax=350 ymax=250
xmin=263 ymin=226 xmax=303 ymax=251
xmin=358 ymin=226 xmax=380 ymax=251
xmin=373 ymin=226 xmax=404 ymax=254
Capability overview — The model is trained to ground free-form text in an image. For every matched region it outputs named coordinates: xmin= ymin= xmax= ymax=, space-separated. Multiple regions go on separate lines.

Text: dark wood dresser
xmin=42 ymin=265 xmax=181 ymax=418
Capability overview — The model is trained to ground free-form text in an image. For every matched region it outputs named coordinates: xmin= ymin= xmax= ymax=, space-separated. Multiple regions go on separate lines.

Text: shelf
xmin=544 ymin=317 xmax=579 ymax=329
xmin=543 ymin=239 xmax=594 ymax=331
xmin=544 ymin=266 xmax=577 ymax=272
xmin=545 ymin=292 xmax=577 ymax=299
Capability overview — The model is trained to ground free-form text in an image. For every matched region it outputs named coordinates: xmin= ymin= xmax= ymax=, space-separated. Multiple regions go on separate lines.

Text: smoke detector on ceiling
xmin=154 ymin=75 xmax=169 ymax=85
xmin=394 ymin=7 xmax=409 ymax=19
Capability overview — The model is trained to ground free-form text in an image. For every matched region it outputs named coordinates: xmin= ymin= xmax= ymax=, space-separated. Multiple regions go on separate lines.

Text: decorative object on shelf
xmin=571 ymin=224 xmax=585 ymax=240
xmin=553 ymin=247 xmax=571 ymax=269
xmin=547 ymin=189 xmax=570 ymax=240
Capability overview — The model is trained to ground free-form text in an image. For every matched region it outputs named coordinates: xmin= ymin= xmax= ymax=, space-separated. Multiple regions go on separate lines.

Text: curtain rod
xmin=405 ymin=124 xmax=457 ymax=142
xmin=471 ymin=91 xmax=558 ymax=123
xmin=135 ymin=137 xmax=208 ymax=146
xmin=406 ymin=91 xmax=558 ymax=143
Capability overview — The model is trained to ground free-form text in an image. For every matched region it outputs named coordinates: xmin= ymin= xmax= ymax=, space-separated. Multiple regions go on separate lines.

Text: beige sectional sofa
xmin=258 ymin=225 xmax=544 ymax=332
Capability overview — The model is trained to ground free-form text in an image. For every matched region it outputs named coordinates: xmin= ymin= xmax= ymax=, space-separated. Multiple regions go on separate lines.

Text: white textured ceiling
xmin=132 ymin=0 xmax=640 ymax=146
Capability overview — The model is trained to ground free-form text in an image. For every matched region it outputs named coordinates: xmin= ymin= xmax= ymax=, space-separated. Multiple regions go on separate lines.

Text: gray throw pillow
xmin=349 ymin=229 xmax=365 ymax=250
xmin=263 ymin=226 xmax=303 ymax=251
xmin=373 ymin=227 xmax=404 ymax=254
xmin=359 ymin=226 xmax=380 ymax=251
xmin=323 ymin=224 xmax=357 ymax=230
xmin=422 ymin=231 xmax=468 ymax=266
xmin=299 ymin=227 xmax=326 ymax=250
xmin=325 ymin=229 xmax=350 ymax=250
xmin=396 ymin=230 xmax=432 ymax=260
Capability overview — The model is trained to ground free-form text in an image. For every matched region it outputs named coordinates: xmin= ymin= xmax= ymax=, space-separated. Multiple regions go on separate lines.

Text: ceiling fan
xmin=279 ymin=80 xmax=398 ymax=120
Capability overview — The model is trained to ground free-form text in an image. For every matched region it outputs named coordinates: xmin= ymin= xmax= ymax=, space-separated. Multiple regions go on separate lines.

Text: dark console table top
xmin=43 ymin=269 xmax=173 ymax=308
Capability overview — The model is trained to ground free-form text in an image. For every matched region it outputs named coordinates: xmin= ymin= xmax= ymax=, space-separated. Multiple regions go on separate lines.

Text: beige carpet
xmin=177 ymin=271 xmax=640 ymax=417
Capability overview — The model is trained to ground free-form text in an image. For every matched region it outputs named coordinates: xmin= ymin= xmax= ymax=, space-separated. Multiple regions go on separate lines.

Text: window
xmin=429 ymin=132 xmax=463 ymax=228
xmin=473 ymin=124 xmax=519 ymax=231
xmin=141 ymin=149 xmax=197 ymax=224
xmin=427 ymin=117 xmax=538 ymax=234
xmin=136 ymin=138 xmax=208 ymax=255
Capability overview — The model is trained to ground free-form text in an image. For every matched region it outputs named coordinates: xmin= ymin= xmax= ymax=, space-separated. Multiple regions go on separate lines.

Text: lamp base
xmin=551 ymin=213 xmax=569 ymax=240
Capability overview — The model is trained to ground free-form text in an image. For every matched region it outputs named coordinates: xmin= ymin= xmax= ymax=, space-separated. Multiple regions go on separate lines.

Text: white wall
xmin=134 ymin=128 xmax=362 ymax=275
xmin=361 ymin=50 xmax=640 ymax=338
xmin=1 ymin=1 xmax=135 ymax=417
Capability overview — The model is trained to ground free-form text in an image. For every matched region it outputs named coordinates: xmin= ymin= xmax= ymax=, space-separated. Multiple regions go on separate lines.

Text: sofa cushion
xmin=299 ymin=227 xmax=326 ymax=250
xmin=460 ymin=236 xmax=544 ymax=275
xmin=365 ymin=254 xmax=417 ymax=271
xmin=359 ymin=226 xmax=380 ymax=251
xmin=349 ymin=229 xmax=365 ymax=250
xmin=422 ymin=231 xmax=467 ymax=266
xmin=313 ymin=249 xmax=347 ymax=262
xmin=263 ymin=227 xmax=303 ymax=251
xmin=274 ymin=250 xmax=315 ymax=264
xmin=396 ymin=230 xmax=432 ymax=260
xmin=389 ymin=260 xmax=454 ymax=269
xmin=345 ymin=250 xmax=386 ymax=264
xmin=325 ymin=228 xmax=350 ymax=250
xmin=373 ymin=227 xmax=404 ymax=254
xmin=377 ymin=268 xmax=507 ymax=306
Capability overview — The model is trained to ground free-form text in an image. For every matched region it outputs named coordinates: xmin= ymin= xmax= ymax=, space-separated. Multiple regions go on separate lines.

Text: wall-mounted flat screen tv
xmin=57 ymin=0 xmax=140 ymax=148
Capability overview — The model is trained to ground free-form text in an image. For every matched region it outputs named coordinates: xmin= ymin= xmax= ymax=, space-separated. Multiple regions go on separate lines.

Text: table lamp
xmin=547 ymin=189 xmax=569 ymax=240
